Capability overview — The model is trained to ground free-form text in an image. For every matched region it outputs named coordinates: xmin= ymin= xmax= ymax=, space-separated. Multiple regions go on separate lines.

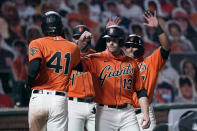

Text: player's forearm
xmin=138 ymin=97 xmax=149 ymax=116
xmin=156 ymin=25 xmax=171 ymax=51
xmin=158 ymin=33 xmax=170 ymax=51
xmin=77 ymin=31 xmax=92 ymax=51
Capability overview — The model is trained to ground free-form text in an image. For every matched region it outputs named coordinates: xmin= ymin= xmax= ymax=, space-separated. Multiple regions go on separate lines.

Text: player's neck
xmin=111 ymin=50 xmax=122 ymax=57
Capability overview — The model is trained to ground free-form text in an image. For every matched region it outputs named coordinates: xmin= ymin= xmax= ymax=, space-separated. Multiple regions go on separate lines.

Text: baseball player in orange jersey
xmin=75 ymin=25 xmax=150 ymax=131
xmin=66 ymin=25 xmax=97 ymax=131
xmin=26 ymin=11 xmax=80 ymax=131
xmin=125 ymin=10 xmax=171 ymax=131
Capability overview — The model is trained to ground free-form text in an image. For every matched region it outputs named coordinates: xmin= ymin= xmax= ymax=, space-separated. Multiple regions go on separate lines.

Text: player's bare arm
xmin=143 ymin=10 xmax=170 ymax=51
xmin=73 ymin=31 xmax=92 ymax=72
xmin=138 ymin=96 xmax=150 ymax=129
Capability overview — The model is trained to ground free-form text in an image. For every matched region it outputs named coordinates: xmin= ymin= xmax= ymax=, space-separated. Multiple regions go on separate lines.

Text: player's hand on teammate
xmin=141 ymin=113 xmax=151 ymax=129
xmin=143 ymin=10 xmax=158 ymax=28
xmin=106 ymin=16 xmax=121 ymax=28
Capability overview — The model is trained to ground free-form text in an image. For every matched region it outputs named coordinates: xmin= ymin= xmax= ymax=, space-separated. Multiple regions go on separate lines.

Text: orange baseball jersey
xmin=28 ymin=36 xmax=80 ymax=91
xmin=133 ymin=47 xmax=167 ymax=107
xmin=81 ymin=49 xmax=144 ymax=106
xmin=67 ymin=49 xmax=96 ymax=98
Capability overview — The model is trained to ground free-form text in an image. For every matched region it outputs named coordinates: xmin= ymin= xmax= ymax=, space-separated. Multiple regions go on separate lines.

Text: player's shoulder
xmin=145 ymin=47 xmax=161 ymax=60
xmin=33 ymin=37 xmax=47 ymax=42
xmin=65 ymin=40 xmax=78 ymax=48
xmin=28 ymin=38 xmax=43 ymax=48
xmin=66 ymin=41 xmax=80 ymax=54
xmin=58 ymin=39 xmax=80 ymax=54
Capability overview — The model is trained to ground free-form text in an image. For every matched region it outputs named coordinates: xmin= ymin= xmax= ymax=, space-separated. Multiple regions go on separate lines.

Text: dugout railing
xmin=0 ymin=103 xmax=197 ymax=130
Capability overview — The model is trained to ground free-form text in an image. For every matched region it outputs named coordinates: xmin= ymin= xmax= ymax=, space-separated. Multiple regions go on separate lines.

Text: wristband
xmin=155 ymin=25 xmax=164 ymax=35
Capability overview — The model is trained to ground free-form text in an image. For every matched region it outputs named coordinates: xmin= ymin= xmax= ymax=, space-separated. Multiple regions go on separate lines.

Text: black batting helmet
xmin=41 ymin=11 xmax=63 ymax=36
xmin=103 ymin=25 xmax=125 ymax=47
xmin=125 ymin=34 xmax=145 ymax=57
xmin=72 ymin=25 xmax=90 ymax=39
xmin=125 ymin=34 xmax=144 ymax=48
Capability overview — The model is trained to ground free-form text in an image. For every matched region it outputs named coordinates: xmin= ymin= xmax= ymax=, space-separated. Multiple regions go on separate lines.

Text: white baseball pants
xmin=68 ymin=98 xmax=96 ymax=131
xmin=28 ymin=90 xmax=68 ymax=131
xmin=96 ymin=104 xmax=140 ymax=131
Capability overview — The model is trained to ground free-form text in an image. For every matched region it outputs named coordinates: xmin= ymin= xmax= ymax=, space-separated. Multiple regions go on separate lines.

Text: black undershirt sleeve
xmin=73 ymin=62 xmax=83 ymax=72
xmin=95 ymin=32 xmax=106 ymax=52
xmin=160 ymin=47 xmax=170 ymax=60
xmin=27 ymin=58 xmax=41 ymax=88
xmin=136 ymin=88 xmax=148 ymax=99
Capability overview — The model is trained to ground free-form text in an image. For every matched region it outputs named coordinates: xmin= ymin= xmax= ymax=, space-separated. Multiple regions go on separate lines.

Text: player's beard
xmin=108 ymin=46 xmax=121 ymax=56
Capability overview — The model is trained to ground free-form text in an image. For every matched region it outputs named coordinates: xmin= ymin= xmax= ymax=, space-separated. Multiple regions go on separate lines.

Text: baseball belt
xmin=135 ymin=109 xmax=142 ymax=114
xmin=33 ymin=89 xmax=66 ymax=96
xmin=68 ymin=97 xmax=94 ymax=103
xmin=99 ymin=103 xmax=128 ymax=109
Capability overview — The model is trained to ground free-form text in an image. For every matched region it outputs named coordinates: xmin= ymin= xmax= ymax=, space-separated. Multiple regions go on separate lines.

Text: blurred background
xmin=0 ymin=0 xmax=197 ymax=130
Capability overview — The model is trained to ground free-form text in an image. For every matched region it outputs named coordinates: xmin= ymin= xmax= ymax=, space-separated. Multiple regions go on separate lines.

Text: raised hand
xmin=106 ymin=16 xmax=121 ymax=28
xmin=143 ymin=10 xmax=158 ymax=27
xmin=79 ymin=31 xmax=92 ymax=42
xmin=77 ymin=31 xmax=92 ymax=50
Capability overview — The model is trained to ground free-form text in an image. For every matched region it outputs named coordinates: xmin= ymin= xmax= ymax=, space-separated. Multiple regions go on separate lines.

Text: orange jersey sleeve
xmin=67 ymin=49 xmax=96 ymax=98
xmin=29 ymin=40 xmax=43 ymax=61
xmin=148 ymin=47 xmax=167 ymax=71
xmin=132 ymin=62 xmax=144 ymax=92
xmin=133 ymin=47 xmax=167 ymax=107
xmin=80 ymin=50 xmax=143 ymax=105
xmin=28 ymin=36 xmax=80 ymax=92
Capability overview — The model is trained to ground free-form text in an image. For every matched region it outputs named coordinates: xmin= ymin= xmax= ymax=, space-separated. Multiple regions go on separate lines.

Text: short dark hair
xmin=169 ymin=23 xmax=181 ymax=33
xmin=179 ymin=77 xmax=192 ymax=87
xmin=131 ymin=25 xmax=143 ymax=33
xmin=157 ymin=82 xmax=175 ymax=102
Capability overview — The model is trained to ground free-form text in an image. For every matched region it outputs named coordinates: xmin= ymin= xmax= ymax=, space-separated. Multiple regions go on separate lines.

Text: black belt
xmin=99 ymin=104 xmax=128 ymax=109
xmin=68 ymin=97 xmax=94 ymax=103
xmin=33 ymin=90 xmax=66 ymax=96
xmin=135 ymin=109 xmax=142 ymax=114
